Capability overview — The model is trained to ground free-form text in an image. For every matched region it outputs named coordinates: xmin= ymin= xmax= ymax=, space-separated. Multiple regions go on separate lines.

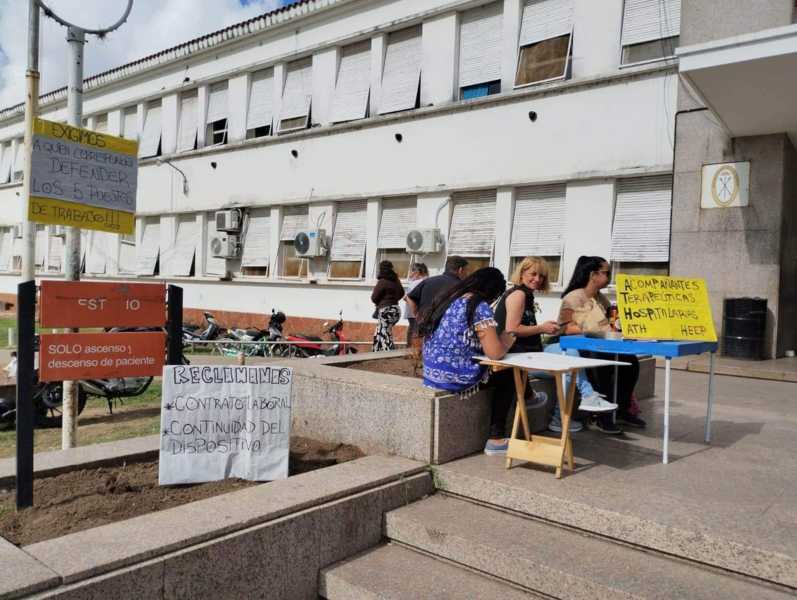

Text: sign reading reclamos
xmin=39 ymin=281 xmax=166 ymax=328
xmin=28 ymin=118 xmax=138 ymax=234
xmin=38 ymin=331 xmax=166 ymax=382
xmin=616 ymin=275 xmax=717 ymax=342
xmin=159 ymin=365 xmax=292 ymax=485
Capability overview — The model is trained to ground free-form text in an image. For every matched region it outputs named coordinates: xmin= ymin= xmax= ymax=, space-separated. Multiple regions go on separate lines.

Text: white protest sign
xmin=159 ymin=364 xmax=292 ymax=485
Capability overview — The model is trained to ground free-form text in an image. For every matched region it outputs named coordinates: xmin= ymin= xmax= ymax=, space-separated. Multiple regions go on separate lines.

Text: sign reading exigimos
xmin=28 ymin=118 xmax=138 ymax=234
xmin=616 ymin=275 xmax=718 ymax=342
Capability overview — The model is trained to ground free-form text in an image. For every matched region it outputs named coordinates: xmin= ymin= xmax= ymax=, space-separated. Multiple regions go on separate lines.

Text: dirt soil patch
xmin=343 ymin=355 xmax=422 ymax=379
xmin=0 ymin=436 xmax=363 ymax=547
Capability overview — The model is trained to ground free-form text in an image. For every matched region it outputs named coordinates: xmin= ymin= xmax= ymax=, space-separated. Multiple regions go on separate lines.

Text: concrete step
xmin=385 ymin=495 xmax=793 ymax=600
xmin=320 ymin=543 xmax=540 ymax=599
xmin=433 ymin=457 xmax=797 ymax=589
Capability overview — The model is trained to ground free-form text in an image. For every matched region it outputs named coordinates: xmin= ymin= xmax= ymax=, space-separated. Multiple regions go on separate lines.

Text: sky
xmin=0 ymin=0 xmax=299 ymax=110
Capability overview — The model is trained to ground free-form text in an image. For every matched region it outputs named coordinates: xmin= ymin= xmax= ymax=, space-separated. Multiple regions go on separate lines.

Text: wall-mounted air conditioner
xmin=294 ymin=229 xmax=327 ymax=257
xmin=215 ymin=209 xmax=242 ymax=232
xmin=406 ymin=228 xmax=441 ymax=254
xmin=210 ymin=233 xmax=240 ymax=259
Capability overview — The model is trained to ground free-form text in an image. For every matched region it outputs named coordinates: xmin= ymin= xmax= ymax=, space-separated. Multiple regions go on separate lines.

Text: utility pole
xmin=20 ymin=0 xmax=39 ymax=283
xmin=36 ymin=0 xmax=134 ymax=448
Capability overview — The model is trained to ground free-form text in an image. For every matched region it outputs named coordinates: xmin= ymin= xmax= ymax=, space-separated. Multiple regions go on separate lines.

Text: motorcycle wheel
xmin=346 ymin=347 xmax=359 ymax=354
xmin=34 ymin=382 xmax=89 ymax=428
xmin=289 ymin=345 xmax=310 ymax=358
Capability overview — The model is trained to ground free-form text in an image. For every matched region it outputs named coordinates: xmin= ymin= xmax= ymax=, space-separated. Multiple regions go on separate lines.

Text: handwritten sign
xmin=616 ymin=275 xmax=717 ymax=341
xmin=39 ymin=281 xmax=166 ymax=328
xmin=38 ymin=331 xmax=165 ymax=381
xmin=159 ymin=365 xmax=292 ymax=485
xmin=28 ymin=119 xmax=138 ymax=234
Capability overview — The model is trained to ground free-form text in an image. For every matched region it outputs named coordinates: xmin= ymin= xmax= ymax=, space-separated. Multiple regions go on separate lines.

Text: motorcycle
xmin=283 ymin=311 xmax=357 ymax=357
xmin=219 ymin=310 xmax=288 ymax=357
xmin=182 ymin=311 xmax=223 ymax=350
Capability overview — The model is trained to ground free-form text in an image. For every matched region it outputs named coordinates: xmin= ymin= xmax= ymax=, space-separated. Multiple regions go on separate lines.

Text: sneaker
xmin=617 ymin=412 xmax=647 ymax=429
xmin=548 ymin=415 xmax=583 ymax=433
xmin=578 ymin=391 xmax=618 ymax=413
xmin=484 ymin=438 xmax=509 ymax=455
xmin=594 ymin=415 xmax=623 ymax=435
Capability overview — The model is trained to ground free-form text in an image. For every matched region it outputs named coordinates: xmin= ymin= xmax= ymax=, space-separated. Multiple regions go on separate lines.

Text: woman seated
xmin=558 ymin=256 xmax=645 ymax=433
xmin=417 ymin=267 xmax=516 ymax=455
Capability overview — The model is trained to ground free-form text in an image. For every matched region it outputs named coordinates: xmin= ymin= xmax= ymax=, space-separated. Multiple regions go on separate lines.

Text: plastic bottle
xmin=608 ymin=302 xmax=619 ymax=331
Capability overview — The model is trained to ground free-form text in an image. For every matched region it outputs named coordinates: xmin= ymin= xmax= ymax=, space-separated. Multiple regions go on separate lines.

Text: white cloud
xmin=0 ymin=0 xmax=290 ymax=110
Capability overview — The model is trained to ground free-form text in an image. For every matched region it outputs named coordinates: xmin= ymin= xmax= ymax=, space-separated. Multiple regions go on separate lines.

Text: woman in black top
xmin=489 ymin=257 xmax=559 ymax=444
xmin=371 ymin=261 xmax=404 ymax=351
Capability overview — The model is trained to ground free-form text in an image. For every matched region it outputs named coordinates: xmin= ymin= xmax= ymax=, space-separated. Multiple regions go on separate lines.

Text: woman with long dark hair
xmin=371 ymin=260 xmax=404 ymax=351
xmin=417 ymin=267 xmax=517 ymax=455
xmin=557 ymin=256 xmax=644 ymax=433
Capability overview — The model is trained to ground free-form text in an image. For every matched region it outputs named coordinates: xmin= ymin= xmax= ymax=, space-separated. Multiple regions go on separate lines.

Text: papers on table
xmin=475 ymin=352 xmax=630 ymax=371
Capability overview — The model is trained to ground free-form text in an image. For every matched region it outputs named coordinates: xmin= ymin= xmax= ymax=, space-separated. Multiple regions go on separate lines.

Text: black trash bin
xmin=722 ymin=297 xmax=767 ymax=359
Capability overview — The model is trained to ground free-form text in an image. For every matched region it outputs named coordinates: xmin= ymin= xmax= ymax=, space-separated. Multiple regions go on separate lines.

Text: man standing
xmin=405 ymin=256 xmax=468 ymax=320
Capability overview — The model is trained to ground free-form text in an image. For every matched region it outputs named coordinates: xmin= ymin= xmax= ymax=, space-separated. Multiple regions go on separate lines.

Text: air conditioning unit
xmin=52 ymin=225 xmax=67 ymax=237
xmin=12 ymin=224 xmax=23 ymax=239
xmin=210 ymin=233 xmax=240 ymax=259
xmin=294 ymin=229 xmax=327 ymax=257
xmin=406 ymin=228 xmax=441 ymax=254
xmin=215 ymin=209 xmax=242 ymax=232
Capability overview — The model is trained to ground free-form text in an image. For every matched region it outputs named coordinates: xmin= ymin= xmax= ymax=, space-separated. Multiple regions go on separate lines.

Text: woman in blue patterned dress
xmin=417 ymin=267 xmax=517 ymax=455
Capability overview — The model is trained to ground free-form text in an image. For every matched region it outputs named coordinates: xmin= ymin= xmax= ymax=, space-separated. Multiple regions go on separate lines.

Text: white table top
xmin=476 ymin=352 xmax=630 ymax=372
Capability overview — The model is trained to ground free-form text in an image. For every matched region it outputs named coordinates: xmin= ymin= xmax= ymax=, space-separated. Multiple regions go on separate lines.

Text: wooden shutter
xmin=0 ymin=143 xmax=11 ymax=184
xmin=122 ymin=107 xmax=138 ymax=140
xmin=280 ymin=58 xmax=313 ymax=121
xmin=611 ymin=175 xmax=672 ymax=262
xmin=621 ymin=0 xmax=681 ymax=47
xmin=510 ymin=184 xmax=566 ymax=257
xmin=330 ymin=41 xmax=371 ymax=123
xmin=177 ymin=91 xmax=198 ymax=152
xmin=280 ymin=205 xmax=309 ymax=241
xmin=247 ymin=69 xmax=274 ymax=131
xmin=205 ymin=214 xmax=226 ymax=276
xmin=139 ymin=102 xmax=162 ymax=158
xmin=85 ymin=231 xmax=107 ymax=274
xmin=459 ymin=2 xmax=503 ymax=88
xmin=136 ymin=219 xmax=160 ymax=275
xmin=241 ymin=208 xmax=271 ymax=267
xmin=448 ymin=190 xmax=497 ymax=256
xmin=519 ymin=0 xmax=574 ymax=46
xmin=379 ymin=27 xmax=422 ymax=115
xmin=378 ymin=197 xmax=416 ymax=248
xmin=206 ymin=82 xmax=228 ymax=124
xmin=330 ymin=200 xmax=367 ymax=261
xmin=167 ymin=216 xmax=198 ymax=276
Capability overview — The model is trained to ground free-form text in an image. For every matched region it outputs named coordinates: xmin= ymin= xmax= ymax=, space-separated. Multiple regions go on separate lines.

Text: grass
xmin=0 ymin=381 xmax=163 ymax=458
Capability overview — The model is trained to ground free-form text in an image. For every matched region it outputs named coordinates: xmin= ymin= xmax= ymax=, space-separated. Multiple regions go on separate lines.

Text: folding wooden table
xmin=479 ymin=353 xmax=629 ymax=478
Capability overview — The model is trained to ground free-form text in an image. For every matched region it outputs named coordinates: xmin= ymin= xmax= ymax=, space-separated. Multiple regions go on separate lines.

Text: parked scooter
xmin=182 ymin=312 xmax=223 ymax=348
xmin=221 ymin=310 xmax=287 ymax=357
xmin=283 ymin=311 xmax=357 ymax=357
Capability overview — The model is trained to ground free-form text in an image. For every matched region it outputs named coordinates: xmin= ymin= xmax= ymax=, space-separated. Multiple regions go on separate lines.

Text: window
xmin=329 ymin=200 xmax=367 ymax=279
xmin=510 ymin=255 xmax=561 ymax=282
xmin=118 ymin=232 xmax=136 ymax=274
xmin=136 ymin=217 xmax=160 ymax=276
xmin=448 ymin=190 xmax=497 ymax=264
xmin=510 ymin=184 xmax=566 ymax=284
xmin=240 ymin=208 xmax=271 ymax=277
xmin=33 ymin=225 xmax=46 ymax=272
xmin=246 ymin=69 xmax=274 ymax=139
xmin=0 ymin=142 xmax=12 ymax=184
xmin=205 ymin=82 xmax=229 ymax=147
xmin=93 ymin=114 xmax=108 ymax=133
xmin=122 ymin=106 xmax=138 ymax=141
xmin=459 ymin=2 xmax=503 ymax=99
xmin=621 ymin=0 xmax=681 ymax=65
xmin=278 ymin=205 xmax=308 ymax=277
xmin=330 ymin=41 xmax=371 ymax=123
xmin=12 ymin=140 xmax=24 ymax=182
xmin=515 ymin=0 xmax=574 ymax=87
xmin=11 ymin=229 xmax=22 ymax=272
xmin=611 ymin=261 xmax=669 ymax=282
xmin=164 ymin=215 xmax=198 ymax=277
xmin=460 ymin=80 xmax=501 ymax=100
xmin=279 ymin=58 xmax=312 ymax=133
xmin=377 ymin=196 xmax=417 ymax=278
xmin=47 ymin=227 xmax=64 ymax=273
xmin=177 ymin=90 xmax=199 ymax=152
xmin=139 ymin=101 xmax=162 ymax=158
xmin=85 ymin=231 xmax=109 ymax=275
xmin=379 ymin=26 xmax=422 ymax=115
xmin=0 ymin=227 xmax=13 ymax=271
xmin=610 ymin=175 xmax=672 ymax=267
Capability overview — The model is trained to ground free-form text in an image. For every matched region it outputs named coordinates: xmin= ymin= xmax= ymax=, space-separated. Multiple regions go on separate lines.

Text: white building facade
xmin=0 ymin=0 xmax=681 ymax=331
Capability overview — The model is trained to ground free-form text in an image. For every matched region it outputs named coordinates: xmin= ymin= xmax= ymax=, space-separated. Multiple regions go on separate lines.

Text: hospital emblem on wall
xmin=700 ymin=162 xmax=750 ymax=209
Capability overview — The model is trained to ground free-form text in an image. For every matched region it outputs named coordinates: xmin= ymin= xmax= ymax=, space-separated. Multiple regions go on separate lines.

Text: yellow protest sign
xmin=616 ymin=275 xmax=717 ymax=342
xmin=28 ymin=118 xmax=138 ymax=235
